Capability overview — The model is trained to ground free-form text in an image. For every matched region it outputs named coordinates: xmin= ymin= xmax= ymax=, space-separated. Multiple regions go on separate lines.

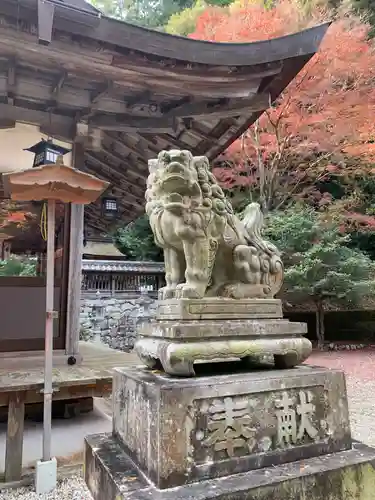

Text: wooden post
xmin=111 ymin=273 xmax=116 ymax=296
xmin=65 ymin=142 xmax=85 ymax=357
xmin=5 ymin=392 xmax=25 ymax=482
xmin=43 ymin=199 xmax=56 ymax=462
xmin=58 ymin=203 xmax=71 ymax=343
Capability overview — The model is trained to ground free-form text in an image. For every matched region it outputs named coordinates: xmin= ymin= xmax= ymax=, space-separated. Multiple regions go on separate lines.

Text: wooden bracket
xmin=38 ymin=0 xmax=55 ymax=45
xmin=76 ymin=123 xmax=103 ymax=152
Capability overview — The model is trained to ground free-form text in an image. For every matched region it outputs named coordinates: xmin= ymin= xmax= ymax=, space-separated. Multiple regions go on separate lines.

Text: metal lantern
xmin=102 ymin=197 xmax=118 ymax=218
xmin=25 ymin=139 xmax=71 ymax=168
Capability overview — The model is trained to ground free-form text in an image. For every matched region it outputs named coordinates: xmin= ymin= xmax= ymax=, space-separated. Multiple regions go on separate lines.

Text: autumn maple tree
xmin=190 ymin=1 xmax=375 ymax=215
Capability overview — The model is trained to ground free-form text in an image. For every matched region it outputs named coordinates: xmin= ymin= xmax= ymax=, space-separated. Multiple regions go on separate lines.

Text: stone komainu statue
xmin=145 ymin=150 xmax=283 ymax=300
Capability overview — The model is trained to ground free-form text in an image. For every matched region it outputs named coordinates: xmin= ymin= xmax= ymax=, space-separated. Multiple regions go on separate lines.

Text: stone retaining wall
xmin=80 ymin=292 xmax=157 ymax=351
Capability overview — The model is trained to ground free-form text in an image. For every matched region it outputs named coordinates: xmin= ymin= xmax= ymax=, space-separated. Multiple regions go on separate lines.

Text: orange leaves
xmin=192 ymin=1 xmax=375 ymax=162
xmin=190 ymin=0 xmax=375 ymax=214
xmin=190 ymin=0 xmax=306 ymax=42
xmin=6 ymin=212 xmax=27 ymax=223
xmin=0 ymin=200 xmax=32 ymax=231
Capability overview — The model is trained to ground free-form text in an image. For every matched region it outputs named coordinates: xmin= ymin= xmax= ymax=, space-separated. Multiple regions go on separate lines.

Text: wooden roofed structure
xmin=0 ymin=0 xmax=329 ymax=232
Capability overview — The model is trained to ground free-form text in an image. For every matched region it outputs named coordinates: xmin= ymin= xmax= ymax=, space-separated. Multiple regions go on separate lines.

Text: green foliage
xmin=114 ymin=215 xmax=163 ymax=261
xmin=89 ymin=0 xmax=197 ymax=27
xmin=165 ymin=0 xmax=206 ymax=35
xmin=89 ymin=0 xmax=234 ymax=30
xmin=124 ymin=0 xmax=183 ymax=27
xmin=206 ymin=0 xmax=233 ymax=4
xmin=0 ymin=258 xmax=37 ymax=277
xmin=265 ymin=206 xmax=375 ymax=308
xmin=89 ymin=0 xmax=127 ymax=19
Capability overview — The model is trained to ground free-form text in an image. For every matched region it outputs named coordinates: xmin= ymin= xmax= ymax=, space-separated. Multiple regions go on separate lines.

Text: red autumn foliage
xmin=0 ymin=200 xmax=33 ymax=232
xmin=190 ymin=1 xmax=375 ymax=214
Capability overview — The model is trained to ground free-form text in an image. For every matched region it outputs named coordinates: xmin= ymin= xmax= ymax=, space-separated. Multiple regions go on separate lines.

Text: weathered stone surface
xmin=140 ymin=318 xmax=306 ymax=339
xmin=136 ymin=311 xmax=311 ymax=375
xmin=85 ymin=436 xmax=375 ymax=500
xmin=111 ymin=366 xmax=351 ymax=489
xmin=156 ymin=298 xmax=283 ymax=321
xmin=135 ymin=336 xmax=312 ymax=376
xmin=146 ymin=150 xmax=283 ymax=300
xmin=80 ymin=292 xmax=156 ymax=351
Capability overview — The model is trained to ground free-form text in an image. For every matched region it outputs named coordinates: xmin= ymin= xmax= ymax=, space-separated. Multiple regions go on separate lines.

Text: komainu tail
xmin=241 ymin=202 xmax=284 ymax=295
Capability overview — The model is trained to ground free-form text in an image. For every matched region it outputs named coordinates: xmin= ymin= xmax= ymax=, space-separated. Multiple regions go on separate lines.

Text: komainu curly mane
xmin=145 ymin=149 xmax=283 ymax=300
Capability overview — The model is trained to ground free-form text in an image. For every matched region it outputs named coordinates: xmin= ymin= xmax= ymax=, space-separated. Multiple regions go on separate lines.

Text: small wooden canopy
xmin=0 ymin=0 xmax=329 ymax=231
xmin=3 ymin=156 xmax=110 ymax=203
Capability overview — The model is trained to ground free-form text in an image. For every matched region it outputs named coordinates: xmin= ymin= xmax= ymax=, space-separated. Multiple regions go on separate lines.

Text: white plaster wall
xmin=0 ymin=123 xmax=72 ymax=174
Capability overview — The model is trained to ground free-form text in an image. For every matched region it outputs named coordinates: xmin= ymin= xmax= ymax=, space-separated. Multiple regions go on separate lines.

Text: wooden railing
xmin=81 ymin=259 xmax=165 ymax=295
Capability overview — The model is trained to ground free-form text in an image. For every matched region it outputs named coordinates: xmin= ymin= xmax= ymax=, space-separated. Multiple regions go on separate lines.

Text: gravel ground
xmin=3 ymin=350 xmax=375 ymax=499
xmin=306 ymin=350 xmax=375 ymax=447
xmin=0 ymin=474 xmax=92 ymax=499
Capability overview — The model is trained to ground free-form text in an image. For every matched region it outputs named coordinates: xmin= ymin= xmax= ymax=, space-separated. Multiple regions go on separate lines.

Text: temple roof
xmin=0 ymin=0 xmax=329 ymax=231
xmin=83 ymin=240 xmax=125 ymax=259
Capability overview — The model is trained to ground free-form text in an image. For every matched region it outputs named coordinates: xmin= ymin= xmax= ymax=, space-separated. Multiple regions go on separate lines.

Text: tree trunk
xmin=315 ymin=303 xmax=325 ymax=349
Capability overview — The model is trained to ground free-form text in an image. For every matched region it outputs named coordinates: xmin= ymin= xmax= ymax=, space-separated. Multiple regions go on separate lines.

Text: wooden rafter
xmin=85 ymin=152 xmax=146 ymax=199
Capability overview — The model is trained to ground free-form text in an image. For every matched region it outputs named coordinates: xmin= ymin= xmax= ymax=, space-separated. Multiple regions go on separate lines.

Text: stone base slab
xmin=85 ymin=436 xmax=375 ymax=500
xmin=156 ymin=298 xmax=283 ymax=321
xmin=135 ymin=335 xmax=312 ymax=375
xmin=111 ymin=366 xmax=351 ymax=489
xmin=139 ymin=318 xmax=307 ymax=339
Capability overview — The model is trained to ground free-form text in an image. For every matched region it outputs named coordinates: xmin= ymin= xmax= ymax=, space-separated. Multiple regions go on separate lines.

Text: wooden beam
xmin=7 ymin=58 xmax=16 ymax=106
xmin=164 ymin=93 xmax=271 ymax=119
xmin=90 ymin=114 xmax=179 ymax=134
xmin=0 ymin=69 xmax=141 ymax=115
xmin=0 ymin=102 xmax=75 ymax=141
xmin=37 ymin=0 xmax=55 ymax=46
xmin=5 ymin=392 xmax=25 ymax=482
xmin=65 ymin=142 xmax=85 ymax=358
xmin=113 ymin=55 xmax=283 ymax=82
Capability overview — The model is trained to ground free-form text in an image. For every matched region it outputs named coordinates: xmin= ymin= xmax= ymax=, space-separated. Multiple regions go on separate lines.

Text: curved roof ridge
xmin=87 ymin=19 xmax=331 ymax=66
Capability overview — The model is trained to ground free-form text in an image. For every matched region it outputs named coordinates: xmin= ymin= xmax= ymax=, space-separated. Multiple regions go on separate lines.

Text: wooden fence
xmin=81 ymin=259 xmax=165 ymax=295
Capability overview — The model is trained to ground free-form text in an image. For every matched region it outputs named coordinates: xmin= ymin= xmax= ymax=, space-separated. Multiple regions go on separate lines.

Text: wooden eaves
xmin=0 ymin=0 xmax=329 ymax=231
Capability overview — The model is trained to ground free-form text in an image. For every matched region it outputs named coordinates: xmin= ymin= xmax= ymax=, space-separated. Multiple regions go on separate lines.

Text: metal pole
xmin=43 ymin=199 xmax=56 ymax=462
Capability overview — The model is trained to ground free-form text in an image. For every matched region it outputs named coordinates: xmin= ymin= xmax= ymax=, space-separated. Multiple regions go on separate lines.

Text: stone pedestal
xmin=85 ymin=364 xmax=375 ymax=499
xmin=85 ymin=300 xmax=375 ymax=499
xmin=135 ymin=298 xmax=312 ymax=376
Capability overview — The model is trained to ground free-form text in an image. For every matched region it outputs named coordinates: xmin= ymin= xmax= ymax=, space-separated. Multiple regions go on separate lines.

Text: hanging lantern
xmin=24 ymin=139 xmax=71 ymax=168
xmin=102 ymin=197 xmax=118 ymax=219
